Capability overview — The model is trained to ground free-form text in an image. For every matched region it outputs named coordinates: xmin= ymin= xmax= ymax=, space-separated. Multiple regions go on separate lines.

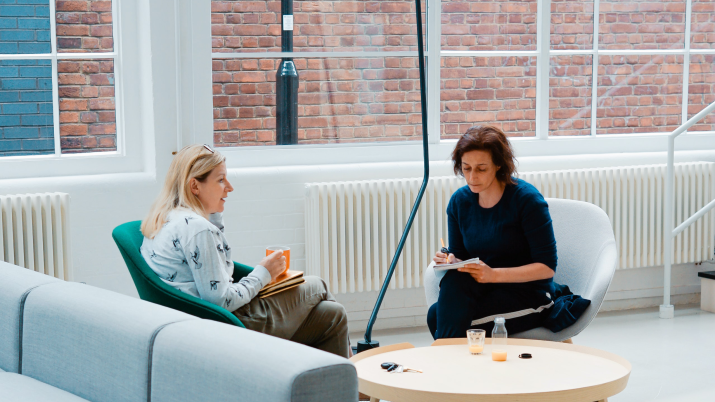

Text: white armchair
xmin=423 ymin=198 xmax=618 ymax=342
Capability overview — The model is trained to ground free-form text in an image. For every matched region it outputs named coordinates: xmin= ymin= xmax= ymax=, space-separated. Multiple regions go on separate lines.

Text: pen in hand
xmin=440 ymin=238 xmax=452 ymax=264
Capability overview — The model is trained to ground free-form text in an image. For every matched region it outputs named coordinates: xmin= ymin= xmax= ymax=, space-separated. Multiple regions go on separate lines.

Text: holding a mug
xmin=140 ymin=145 xmax=349 ymax=358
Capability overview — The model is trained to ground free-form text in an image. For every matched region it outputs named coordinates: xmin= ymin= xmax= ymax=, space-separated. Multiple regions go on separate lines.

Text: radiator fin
xmin=0 ymin=193 xmax=72 ymax=280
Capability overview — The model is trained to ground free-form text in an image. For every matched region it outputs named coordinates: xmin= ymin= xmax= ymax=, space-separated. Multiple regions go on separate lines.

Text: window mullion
xmin=49 ymin=0 xmax=60 ymax=155
xmin=590 ymin=0 xmax=601 ymax=136
xmin=535 ymin=0 xmax=551 ymax=139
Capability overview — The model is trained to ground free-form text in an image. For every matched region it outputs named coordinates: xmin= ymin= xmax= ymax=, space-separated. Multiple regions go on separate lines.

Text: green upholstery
xmin=112 ymin=221 xmax=252 ymax=328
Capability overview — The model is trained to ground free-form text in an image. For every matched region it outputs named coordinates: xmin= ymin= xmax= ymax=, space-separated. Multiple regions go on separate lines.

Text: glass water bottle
xmin=492 ymin=316 xmax=507 ymax=346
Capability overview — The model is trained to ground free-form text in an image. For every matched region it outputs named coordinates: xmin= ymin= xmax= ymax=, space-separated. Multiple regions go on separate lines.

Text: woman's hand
xmin=458 ymin=261 xmax=498 ymax=283
xmin=433 ymin=251 xmax=462 ymax=265
xmin=259 ymin=250 xmax=287 ymax=280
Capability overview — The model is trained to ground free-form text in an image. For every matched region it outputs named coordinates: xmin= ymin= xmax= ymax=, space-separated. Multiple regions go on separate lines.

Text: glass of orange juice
xmin=265 ymin=245 xmax=290 ymax=274
xmin=467 ymin=329 xmax=485 ymax=355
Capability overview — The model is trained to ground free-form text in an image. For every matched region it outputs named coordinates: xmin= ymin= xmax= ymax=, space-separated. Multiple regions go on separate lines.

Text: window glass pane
xmin=212 ymin=0 xmax=424 ymax=53
xmin=58 ymin=59 xmax=116 ymax=153
xmin=0 ymin=0 xmax=51 ymax=54
xmin=688 ymin=54 xmax=715 ymax=132
xmin=691 ymin=0 xmax=715 ymax=49
xmin=596 ymin=54 xmax=683 ymax=134
xmin=550 ymin=55 xmax=592 ymax=136
xmin=550 ymin=0 xmax=594 ymax=50
xmin=599 ymin=0 xmax=686 ymax=50
xmin=56 ymin=0 xmax=114 ymax=52
xmin=441 ymin=56 xmax=536 ymax=138
xmin=0 ymin=59 xmax=53 ymax=156
xmin=213 ymin=57 xmax=422 ymax=146
xmin=441 ymin=0 xmax=537 ymax=51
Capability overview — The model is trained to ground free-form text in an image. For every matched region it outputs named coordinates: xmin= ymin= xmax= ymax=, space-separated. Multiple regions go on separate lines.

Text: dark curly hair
xmin=451 ymin=125 xmax=517 ymax=184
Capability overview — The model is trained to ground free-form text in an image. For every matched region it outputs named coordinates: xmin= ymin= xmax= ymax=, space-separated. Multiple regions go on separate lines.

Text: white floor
xmin=350 ymin=305 xmax=715 ymax=401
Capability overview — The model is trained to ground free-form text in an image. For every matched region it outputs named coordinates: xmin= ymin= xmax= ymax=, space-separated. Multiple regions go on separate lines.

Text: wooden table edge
xmin=356 ymin=339 xmax=632 ymax=402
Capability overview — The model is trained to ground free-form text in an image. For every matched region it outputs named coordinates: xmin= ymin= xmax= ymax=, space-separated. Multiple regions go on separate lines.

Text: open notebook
xmin=433 ymin=257 xmax=480 ymax=271
xmin=258 ymin=270 xmax=305 ymax=299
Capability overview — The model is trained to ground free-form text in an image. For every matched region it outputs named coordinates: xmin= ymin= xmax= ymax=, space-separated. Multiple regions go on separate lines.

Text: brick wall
xmin=550 ymin=55 xmax=592 ymax=136
xmin=212 ymin=0 xmax=421 ymax=53
xmin=441 ymin=0 xmax=537 ymax=51
xmin=58 ymin=59 xmax=116 ymax=152
xmin=0 ymin=59 xmax=53 ymax=155
xmin=440 ymin=56 xmax=537 ymax=138
xmin=213 ymin=57 xmax=422 ymax=146
xmin=692 ymin=0 xmax=715 ymax=49
xmin=551 ymin=0 xmax=593 ymax=50
xmin=211 ymin=0 xmax=715 ymax=147
xmin=599 ymin=0 xmax=686 ymax=50
xmin=596 ymin=54 xmax=683 ymax=134
xmin=0 ymin=0 xmax=51 ymax=54
xmin=689 ymin=54 xmax=715 ymax=131
xmin=56 ymin=0 xmax=113 ymax=52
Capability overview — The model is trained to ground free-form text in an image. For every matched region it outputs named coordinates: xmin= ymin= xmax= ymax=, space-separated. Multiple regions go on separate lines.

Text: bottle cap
xmin=518 ymin=353 xmax=532 ymax=359
xmin=494 ymin=317 xmax=505 ymax=324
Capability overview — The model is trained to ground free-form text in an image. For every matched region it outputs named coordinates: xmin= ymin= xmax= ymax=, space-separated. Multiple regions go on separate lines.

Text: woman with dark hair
xmin=427 ymin=125 xmax=558 ymax=339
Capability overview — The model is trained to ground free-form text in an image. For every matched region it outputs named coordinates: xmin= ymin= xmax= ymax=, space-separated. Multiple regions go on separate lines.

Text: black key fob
xmin=381 ymin=362 xmax=397 ymax=370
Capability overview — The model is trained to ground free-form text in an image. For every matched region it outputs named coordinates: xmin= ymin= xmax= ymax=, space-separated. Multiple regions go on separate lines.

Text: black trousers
xmin=427 ymin=270 xmax=553 ymax=339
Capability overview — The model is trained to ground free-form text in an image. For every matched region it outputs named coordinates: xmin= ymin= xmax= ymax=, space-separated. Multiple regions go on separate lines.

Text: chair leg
xmin=563 ymin=338 xmax=573 ymax=344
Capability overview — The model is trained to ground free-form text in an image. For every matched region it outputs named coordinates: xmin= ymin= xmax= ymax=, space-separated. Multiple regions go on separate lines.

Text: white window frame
xmin=186 ymin=0 xmax=715 ymax=169
xmin=0 ymin=0 xmax=148 ymax=180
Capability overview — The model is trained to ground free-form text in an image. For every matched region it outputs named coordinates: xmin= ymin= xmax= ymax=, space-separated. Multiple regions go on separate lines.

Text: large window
xmin=0 ymin=0 xmax=118 ymax=157
xmin=209 ymin=0 xmax=713 ymax=148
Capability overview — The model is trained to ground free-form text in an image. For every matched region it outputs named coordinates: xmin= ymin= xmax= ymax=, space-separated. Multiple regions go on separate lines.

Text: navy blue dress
xmin=427 ymin=178 xmax=558 ymax=339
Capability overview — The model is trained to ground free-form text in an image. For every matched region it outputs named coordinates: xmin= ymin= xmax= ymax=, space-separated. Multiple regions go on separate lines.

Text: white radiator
xmin=305 ymin=162 xmax=715 ymax=294
xmin=0 ymin=193 xmax=72 ymax=280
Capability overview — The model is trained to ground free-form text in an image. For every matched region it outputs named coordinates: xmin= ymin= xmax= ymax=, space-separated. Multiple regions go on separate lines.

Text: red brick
xmin=56 ymin=1 xmax=89 ymax=12
xmin=60 ymin=124 xmax=88 ymax=136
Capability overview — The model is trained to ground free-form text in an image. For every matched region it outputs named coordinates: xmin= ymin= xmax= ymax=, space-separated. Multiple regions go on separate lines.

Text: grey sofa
xmin=0 ymin=261 xmax=358 ymax=402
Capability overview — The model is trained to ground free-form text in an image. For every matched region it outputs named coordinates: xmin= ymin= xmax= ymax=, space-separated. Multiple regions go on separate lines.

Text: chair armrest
xmin=151 ymin=320 xmax=358 ymax=402
xmin=233 ymin=261 xmax=255 ymax=280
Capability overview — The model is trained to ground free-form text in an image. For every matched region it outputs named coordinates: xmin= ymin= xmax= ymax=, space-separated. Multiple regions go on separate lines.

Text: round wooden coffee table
xmin=350 ymin=339 xmax=631 ymax=402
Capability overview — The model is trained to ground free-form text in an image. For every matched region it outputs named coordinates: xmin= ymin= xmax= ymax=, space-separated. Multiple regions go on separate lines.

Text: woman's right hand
xmin=434 ymin=251 xmax=461 ymax=265
xmin=260 ymin=250 xmax=287 ymax=280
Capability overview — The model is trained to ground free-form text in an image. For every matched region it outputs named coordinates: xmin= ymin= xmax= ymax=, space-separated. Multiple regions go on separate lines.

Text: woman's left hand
xmin=458 ymin=261 xmax=497 ymax=283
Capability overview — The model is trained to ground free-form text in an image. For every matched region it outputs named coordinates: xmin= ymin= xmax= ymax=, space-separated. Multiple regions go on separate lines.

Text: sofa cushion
xmin=0 ymin=262 xmax=59 ymax=373
xmin=151 ymin=320 xmax=358 ymax=402
xmin=0 ymin=373 xmax=90 ymax=402
xmin=21 ymin=282 xmax=197 ymax=402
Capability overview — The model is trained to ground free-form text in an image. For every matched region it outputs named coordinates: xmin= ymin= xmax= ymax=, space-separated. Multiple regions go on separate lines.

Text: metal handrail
xmin=660 ymin=99 xmax=715 ymax=319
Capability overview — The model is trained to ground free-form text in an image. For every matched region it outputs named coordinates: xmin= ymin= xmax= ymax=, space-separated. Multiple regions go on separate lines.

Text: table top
xmin=351 ymin=339 xmax=631 ymax=402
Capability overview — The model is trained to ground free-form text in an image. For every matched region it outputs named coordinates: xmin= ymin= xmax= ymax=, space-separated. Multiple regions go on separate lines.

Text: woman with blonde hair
xmin=141 ymin=144 xmax=349 ymax=357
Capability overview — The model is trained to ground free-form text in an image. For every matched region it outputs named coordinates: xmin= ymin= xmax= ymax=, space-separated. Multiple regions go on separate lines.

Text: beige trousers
xmin=232 ymin=276 xmax=349 ymax=358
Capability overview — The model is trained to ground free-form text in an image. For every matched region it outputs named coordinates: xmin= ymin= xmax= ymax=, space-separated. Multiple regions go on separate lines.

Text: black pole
xmin=357 ymin=0 xmax=430 ymax=353
xmin=276 ymin=0 xmax=298 ymax=145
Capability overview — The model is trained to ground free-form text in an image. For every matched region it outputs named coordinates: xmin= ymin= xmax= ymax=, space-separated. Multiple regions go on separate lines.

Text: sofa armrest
xmin=151 ymin=320 xmax=357 ymax=402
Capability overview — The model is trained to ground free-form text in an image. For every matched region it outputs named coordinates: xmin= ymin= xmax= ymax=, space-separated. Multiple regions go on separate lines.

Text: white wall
xmin=1 ymin=0 xmax=714 ymax=335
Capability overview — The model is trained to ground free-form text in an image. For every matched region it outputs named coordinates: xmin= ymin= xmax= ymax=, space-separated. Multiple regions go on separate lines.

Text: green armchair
xmin=112 ymin=221 xmax=250 ymax=328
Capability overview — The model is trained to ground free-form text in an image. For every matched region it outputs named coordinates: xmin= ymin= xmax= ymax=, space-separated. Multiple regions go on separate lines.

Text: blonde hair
xmin=141 ymin=144 xmax=226 ymax=238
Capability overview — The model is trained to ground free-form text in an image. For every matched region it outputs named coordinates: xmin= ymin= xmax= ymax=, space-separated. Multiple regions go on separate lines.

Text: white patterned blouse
xmin=141 ymin=208 xmax=271 ymax=312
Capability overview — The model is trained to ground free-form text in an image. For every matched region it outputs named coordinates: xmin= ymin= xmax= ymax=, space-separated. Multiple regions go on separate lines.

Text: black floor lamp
xmin=356 ymin=0 xmax=430 ymax=353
